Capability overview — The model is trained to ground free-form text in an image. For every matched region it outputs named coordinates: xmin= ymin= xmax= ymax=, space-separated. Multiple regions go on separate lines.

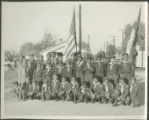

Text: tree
xmin=122 ymin=21 xmax=145 ymax=52
xmin=42 ymin=32 xmax=57 ymax=50
xmin=5 ymin=50 xmax=17 ymax=61
xmin=122 ymin=24 xmax=132 ymax=52
xmin=20 ymin=42 xmax=35 ymax=56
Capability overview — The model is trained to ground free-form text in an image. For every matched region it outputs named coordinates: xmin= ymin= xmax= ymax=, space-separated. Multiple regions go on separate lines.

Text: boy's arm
xmin=121 ymin=85 xmax=129 ymax=98
xmin=131 ymin=85 xmax=138 ymax=98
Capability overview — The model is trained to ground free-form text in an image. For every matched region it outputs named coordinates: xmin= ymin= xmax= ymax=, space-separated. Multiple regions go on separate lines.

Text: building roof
xmin=39 ymin=41 xmax=67 ymax=54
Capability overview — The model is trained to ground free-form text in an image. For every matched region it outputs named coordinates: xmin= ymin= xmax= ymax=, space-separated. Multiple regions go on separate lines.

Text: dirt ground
xmin=3 ymin=68 xmax=146 ymax=118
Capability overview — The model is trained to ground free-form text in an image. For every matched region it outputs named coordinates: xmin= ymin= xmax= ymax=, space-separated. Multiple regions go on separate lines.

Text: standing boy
xmin=33 ymin=63 xmax=43 ymax=91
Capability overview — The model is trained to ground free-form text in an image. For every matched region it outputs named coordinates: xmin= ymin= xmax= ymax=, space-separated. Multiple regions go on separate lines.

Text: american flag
xmin=64 ymin=9 xmax=77 ymax=59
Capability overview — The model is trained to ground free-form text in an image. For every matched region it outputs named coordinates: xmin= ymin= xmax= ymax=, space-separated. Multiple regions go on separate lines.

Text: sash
xmin=77 ymin=60 xmax=84 ymax=67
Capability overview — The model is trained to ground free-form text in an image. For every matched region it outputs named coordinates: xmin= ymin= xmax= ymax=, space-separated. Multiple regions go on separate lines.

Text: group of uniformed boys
xmin=14 ymin=52 xmax=139 ymax=107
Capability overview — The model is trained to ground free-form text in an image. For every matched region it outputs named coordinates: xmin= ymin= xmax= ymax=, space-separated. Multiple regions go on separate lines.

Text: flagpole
xmin=79 ymin=4 xmax=82 ymax=54
xmin=73 ymin=8 xmax=77 ymax=54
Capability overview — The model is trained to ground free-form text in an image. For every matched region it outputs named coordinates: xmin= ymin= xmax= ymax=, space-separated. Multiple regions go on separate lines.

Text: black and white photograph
xmin=1 ymin=1 xmax=148 ymax=119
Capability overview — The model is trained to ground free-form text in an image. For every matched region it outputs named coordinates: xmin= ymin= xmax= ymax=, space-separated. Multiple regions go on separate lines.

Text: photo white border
xmin=1 ymin=1 xmax=148 ymax=119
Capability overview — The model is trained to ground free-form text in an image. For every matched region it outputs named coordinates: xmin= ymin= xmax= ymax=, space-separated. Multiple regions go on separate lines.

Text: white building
xmin=39 ymin=41 xmax=87 ymax=61
xmin=136 ymin=45 xmax=145 ymax=68
xmin=39 ymin=41 xmax=67 ymax=60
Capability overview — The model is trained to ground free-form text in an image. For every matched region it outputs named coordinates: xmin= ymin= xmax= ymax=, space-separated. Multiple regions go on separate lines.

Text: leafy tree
xmin=20 ymin=42 xmax=35 ymax=56
xmin=5 ymin=50 xmax=17 ymax=61
xmin=42 ymin=32 xmax=57 ymax=49
xmin=122 ymin=21 xmax=145 ymax=52
xmin=19 ymin=31 xmax=60 ymax=56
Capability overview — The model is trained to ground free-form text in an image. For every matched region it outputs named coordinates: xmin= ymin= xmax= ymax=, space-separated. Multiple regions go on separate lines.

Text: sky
xmin=2 ymin=2 xmax=147 ymax=54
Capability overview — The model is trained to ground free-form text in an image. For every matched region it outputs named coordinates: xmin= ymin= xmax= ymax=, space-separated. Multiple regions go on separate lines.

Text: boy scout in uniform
xmin=43 ymin=63 xmax=54 ymax=87
xmin=41 ymin=80 xmax=48 ymax=100
xmin=75 ymin=53 xmax=85 ymax=83
xmin=129 ymin=77 xmax=139 ymax=107
xmin=28 ymin=55 xmax=37 ymax=84
xmin=70 ymin=77 xmax=81 ymax=103
xmin=32 ymin=81 xmax=40 ymax=99
xmin=107 ymin=57 xmax=120 ymax=85
xmin=90 ymin=76 xmax=105 ymax=103
xmin=46 ymin=52 xmax=51 ymax=65
xmin=51 ymin=74 xmax=60 ymax=100
xmin=79 ymin=81 xmax=91 ymax=103
xmin=113 ymin=78 xmax=129 ymax=106
xmin=120 ymin=53 xmax=133 ymax=84
xmin=13 ymin=82 xmax=20 ymax=98
xmin=63 ymin=59 xmax=74 ymax=80
xmin=33 ymin=63 xmax=43 ymax=91
xmin=103 ymin=78 xmax=115 ymax=103
xmin=38 ymin=55 xmax=46 ymax=72
xmin=54 ymin=61 xmax=65 ymax=80
xmin=84 ymin=57 xmax=94 ymax=83
xmin=93 ymin=56 xmax=106 ymax=81
xmin=58 ymin=76 xmax=71 ymax=100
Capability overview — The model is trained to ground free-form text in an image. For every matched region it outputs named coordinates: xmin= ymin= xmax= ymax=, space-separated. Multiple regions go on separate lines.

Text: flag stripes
xmin=64 ymin=9 xmax=77 ymax=59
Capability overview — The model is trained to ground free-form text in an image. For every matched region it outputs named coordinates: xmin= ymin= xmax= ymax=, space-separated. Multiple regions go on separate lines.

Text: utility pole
xmin=109 ymin=35 xmax=116 ymax=47
xmin=79 ymin=4 xmax=82 ymax=54
xmin=118 ymin=29 xmax=124 ymax=50
xmin=104 ymin=43 xmax=106 ymax=53
xmin=88 ymin=35 xmax=90 ymax=47
xmin=43 ymin=36 xmax=45 ymax=50
xmin=104 ymin=41 xmax=109 ymax=53
xmin=88 ymin=35 xmax=90 ymax=52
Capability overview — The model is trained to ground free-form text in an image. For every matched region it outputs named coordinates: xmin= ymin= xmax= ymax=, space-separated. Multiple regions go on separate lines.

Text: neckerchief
xmin=77 ymin=60 xmax=84 ymax=67
xmin=87 ymin=63 xmax=91 ymax=69
xmin=71 ymin=82 xmax=76 ymax=89
xmin=97 ymin=61 xmax=100 ymax=67
xmin=119 ymin=84 xmax=124 ymax=94
xmin=53 ymin=80 xmax=58 ymax=88
xmin=62 ymin=82 xmax=67 ymax=88
xmin=67 ymin=65 xmax=70 ymax=72
xmin=103 ymin=83 xmax=108 ymax=92
xmin=94 ymin=82 xmax=101 ymax=88
xmin=130 ymin=85 xmax=133 ymax=93
xmin=81 ymin=86 xmax=85 ymax=93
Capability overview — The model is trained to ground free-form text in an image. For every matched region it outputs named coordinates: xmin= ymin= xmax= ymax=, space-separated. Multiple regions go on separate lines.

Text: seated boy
xmin=129 ymin=77 xmax=139 ymax=107
xmin=32 ymin=81 xmax=40 ymax=99
xmin=58 ymin=76 xmax=71 ymax=100
xmin=113 ymin=78 xmax=129 ymax=106
xmin=25 ymin=77 xmax=34 ymax=99
xmin=90 ymin=76 xmax=105 ymax=103
xmin=13 ymin=82 xmax=20 ymax=98
xmin=44 ymin=85 xmax=52 ymax=100
xmin=70 ymin=77 xmax=81 ymax=103
xmin=41 ymin=80 xmax=48 ymax=100
xmin=20 ymin=81 xmax=28 ymax=100
xmin=51 ymin=74 xmax=60 ymax=100
xmin=103 ymin=78 xmax=115 ymax=103
xmin=79 ymin=81 xmax=91 ymax=103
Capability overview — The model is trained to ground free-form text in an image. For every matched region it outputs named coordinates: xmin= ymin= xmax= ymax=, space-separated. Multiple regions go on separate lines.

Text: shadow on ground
xmin=137 ymin=81 xmax=145 ymax=106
